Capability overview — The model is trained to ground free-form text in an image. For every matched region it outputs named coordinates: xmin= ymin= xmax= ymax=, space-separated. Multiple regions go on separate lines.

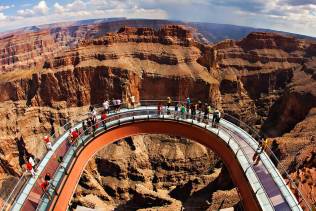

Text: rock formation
xmin=71 ymin=135 xmax=239 ymax=210
xmin=0 ymin=22 xmax=315 ymax=209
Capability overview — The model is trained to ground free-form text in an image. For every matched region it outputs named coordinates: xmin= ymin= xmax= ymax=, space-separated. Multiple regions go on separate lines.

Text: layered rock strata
xmin=71 ymin=135 xmax=239 ymax=210
xmin=0 ymin=24 xmax=315 ymax=208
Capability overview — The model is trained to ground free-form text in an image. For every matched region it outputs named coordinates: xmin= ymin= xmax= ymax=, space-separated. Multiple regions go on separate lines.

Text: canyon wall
xmin=0 ymin=23 xmax=315 ymax=208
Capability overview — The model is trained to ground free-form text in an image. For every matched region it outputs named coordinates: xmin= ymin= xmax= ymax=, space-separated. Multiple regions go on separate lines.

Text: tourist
xmin=40 ymin=180 xmax=51 ymax=199
xmin=180 ymin=104 xmax=186 ymax=118
xmin=198 ymin=101 xmax=202 ymax=113
xmin=40 ymin=180 xmax=49 ymax=190
xmin=167 ymin=105 xmax=171 ymax=115
xmin=174 ymin=102 xmax=179 ymax=118
xmin=71 ymin=129 xmax=79 ymax=144
xmin=203 ymin=103 xmax=209 ymax=122
xmin=44 ymin=172 xmax=51 ymax=183
xmin=57 ymin=156 xmax=63 ymax=164
xmin=207 ymin=104 xmax=212 ymax=119
xmin=112 ymin=98 xmax=117 ymax=112
xmin=101 ymin=111 xmax=107 ymax=128
xmin=92 ymin=108 xmax=97 ymax=118
xmin=87 ymin=118 xmax=92 ymax=134
xmin=43 ymin=135 xmax=52 ymax=150
xmin=186 ymin=104 xmax=191 ymax=118
xmin=82 ymin=121 xmax=89 ymax=135
xmin=186 ymin=97 xmax=191 ymax=109
xmin=91 ymin=117 xmax=97 ymax=136
xmin=215 ymin=110 xmax=221 ymax=124
xmin=89 ymin=105 xmax=95 ymax=113
xmin=103 ymin=99 xmax=110 ymax=113
xmin=130 ymin=95 xmax=136 ymax=108
xmin=28 ymin=155 xmax=37 ymax=172
xmin=253 ymin=138 xmax=269 ymax=166
xmin=212 ymin=109 xmax=221 ymax=127
xmin=167 ymin=97 xmax=172 ymax=108
xmin=44 ymin=172 xmax=55 ymax=189
xmin=56 ymin=156 xmax=65 ymax=169
xmin=26 ymin=161 xmax=36 ymax=178
xmin=191 ymin=104 xmax=196 ymax=119
xmin=117 ymin=98 xmax=122 ymax=111
xmin=157 ymin=103 xmax=162 ymax=115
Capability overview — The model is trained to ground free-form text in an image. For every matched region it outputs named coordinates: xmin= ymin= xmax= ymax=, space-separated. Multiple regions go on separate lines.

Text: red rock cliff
xmin=0 ymin=25 xmax=315 ymax=208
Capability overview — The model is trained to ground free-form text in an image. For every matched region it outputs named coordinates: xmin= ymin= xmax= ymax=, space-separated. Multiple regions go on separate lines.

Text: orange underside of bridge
xmin=50 ymin=120 xmax=261 ymax=211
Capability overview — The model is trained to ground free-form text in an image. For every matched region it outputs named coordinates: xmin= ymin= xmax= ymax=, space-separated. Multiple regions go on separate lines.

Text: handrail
xmin=216 ymin=123 xmax=275 ymax=210
xmin=221 ymin=112 xmax=312 ymax=210
xmin=2 ymin=99 xmax=310 ymax=210
xmin=0 ymin=102 xmax=124 ymax=210
xmin=37 ymin=107 xmax=275 ymax=210
xmin=35 ymin=109 xmax=292 ymax=210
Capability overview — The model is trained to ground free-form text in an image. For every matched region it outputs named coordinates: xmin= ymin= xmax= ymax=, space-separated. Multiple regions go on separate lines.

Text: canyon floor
xmin=71 ymin=135 xmax=240 ymax=211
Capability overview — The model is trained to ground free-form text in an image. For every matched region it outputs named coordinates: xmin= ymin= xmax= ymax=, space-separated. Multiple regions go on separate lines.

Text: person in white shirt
xmin=117 ymin=99 xmax=121 ymax=111
xmin=103 ymin=100 xmax=109 ymax=113
xmin=112 ymin=98 xmax=117 ymax=112
xmin=28 ymin=155 xmax=36 ymax=171
xmin=92 ymin=109 xmax=97 ymax=118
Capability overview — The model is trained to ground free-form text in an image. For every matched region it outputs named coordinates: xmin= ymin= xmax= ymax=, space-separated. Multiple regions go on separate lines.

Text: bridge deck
xmin=10 ymin=106 xmax=301 ymax=211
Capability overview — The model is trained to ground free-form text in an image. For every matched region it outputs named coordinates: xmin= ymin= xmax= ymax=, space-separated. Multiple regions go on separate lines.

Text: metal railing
xmin=2 ymin=99 xmax=311 ymax=211
xmin=35 ymin=107 xmax=276 ymax=211
xmin=221 ymin=113 xmax=312 ymax=210
xmin=0 ymin=102 xmax=122 ymax=211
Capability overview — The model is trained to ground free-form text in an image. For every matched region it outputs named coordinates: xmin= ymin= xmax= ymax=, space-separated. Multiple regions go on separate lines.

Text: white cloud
xmin=17 ymin=9 xmax=35 ymax=17
xmin=0 ymin=13 xmax=6 ymax=21
xmin=66 ymin=0 xmax=86 ymax=12
xmin=54 ymin=3 xmax=65 ymax=14
xmin=17 ymin=1 xmax=49 ymax=17
xmin=33 ymin=1 xmax=49 ymax=15
xmin=0 ymin=4 xmax=14 ymax=12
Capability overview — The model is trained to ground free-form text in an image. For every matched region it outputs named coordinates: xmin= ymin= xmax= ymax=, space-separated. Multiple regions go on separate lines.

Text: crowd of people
xmin=163 ymin=97 xmax=222 ymax=127
xmin=19 ymin=95 xmax=269 ymax=201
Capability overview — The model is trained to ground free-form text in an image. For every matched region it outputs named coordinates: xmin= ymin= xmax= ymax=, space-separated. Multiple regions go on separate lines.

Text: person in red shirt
xmin=43 ymin=135 xmax=52 ymax=150
xmin=101 ymin=112 xmax=107 ymax=128
xmin=40 ymin=180 xmax=49 ymax=190
xmin=26 ymin=162 xmax=35 ymax=177
xmin=70 ymin=130 xmax=79 ymax=145
xmin=71 ymin=130 xmax=79 ymax=139
xmin=40 ymin=180 xmax=51 ymax=199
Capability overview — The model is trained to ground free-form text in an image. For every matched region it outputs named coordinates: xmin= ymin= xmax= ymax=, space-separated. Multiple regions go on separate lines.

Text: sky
xmin=0 ymin=0 xmax=315 ymax=37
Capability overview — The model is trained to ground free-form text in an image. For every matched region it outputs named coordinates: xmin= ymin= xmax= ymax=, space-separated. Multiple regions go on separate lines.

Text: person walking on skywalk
xmin=167 ymin=97 xmax=172 ymax=108
xmin=43 ymin=135 xmax=52 ymax=150
xmin=212 ymin=109 xmax=221 ymax=127
xmin=26 ymin=161 xmax=36 ymax=178
xmin=253 ymin=137 xmax=269 ymax=166
xmin=103 ymin=99 xmax=110 ymax=114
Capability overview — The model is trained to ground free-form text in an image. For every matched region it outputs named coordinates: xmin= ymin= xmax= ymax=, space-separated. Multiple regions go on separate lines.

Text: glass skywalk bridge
xmin=1 ymin=102 xmax=310 ymax=211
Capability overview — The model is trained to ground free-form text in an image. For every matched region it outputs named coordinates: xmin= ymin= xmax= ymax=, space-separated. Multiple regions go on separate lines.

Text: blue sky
xmin=0 ymin=0 xmax=315 ymax=37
